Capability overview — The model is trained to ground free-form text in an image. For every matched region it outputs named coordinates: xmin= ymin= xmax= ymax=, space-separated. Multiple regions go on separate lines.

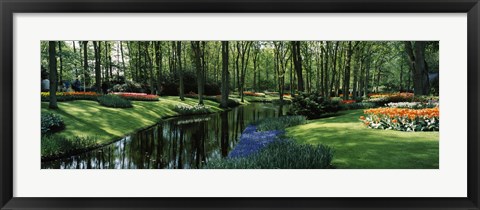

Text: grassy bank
xmin=285 ymin=109 xmax=439 ymax=169
xmin=41 ymin=96 xmax=224 ymax=155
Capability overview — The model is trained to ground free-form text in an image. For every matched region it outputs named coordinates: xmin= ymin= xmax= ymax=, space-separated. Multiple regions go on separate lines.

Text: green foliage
xmin=256 ymin=115 xmax=306 ymax=131
xmin=205 ymin=140 xmax=334 ymax=169
xmin=174 ymin=104 xmax=211 ymax=115
xmin=98 ymin=95 xmax=133 ymax=108
xmin=41 ymin=135 xmax=98 ymax=159
xmin=41 ymin=113 xmax=65 ymax=135
xmin=289 ymin=91 xmax=340 ymax=119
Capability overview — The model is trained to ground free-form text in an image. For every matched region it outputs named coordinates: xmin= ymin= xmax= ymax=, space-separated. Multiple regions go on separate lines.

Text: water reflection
xmin=42 ymin=103 xmax=289 ymax=169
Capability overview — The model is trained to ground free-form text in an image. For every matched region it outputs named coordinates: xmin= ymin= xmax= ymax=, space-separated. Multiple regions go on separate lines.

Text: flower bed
xmin=41 ymin=91 xmax=100 ymax=102
xmin=386 ymin=102 xmax=438 ymax=109
xmin=112 ymin=92 xmax=159 ymax=101
xmin=228 ymin=125 xmax=284 ymax=158
xmin=364 ymin=92 xmax=415 ymax=105
xmin=340 ymin=99 xmax=356 ymax=104
xmin=173 ymin=104 xmax=211 ymax=115
xmin=360 ymin=107 xmax=439 ymax=132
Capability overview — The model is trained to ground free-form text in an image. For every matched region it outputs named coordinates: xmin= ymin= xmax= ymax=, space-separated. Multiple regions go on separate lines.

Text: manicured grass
xmin=285 ymin=109 xmax=439 ymax=169
xmin=41 ymin=96 xmax=224 ymax=147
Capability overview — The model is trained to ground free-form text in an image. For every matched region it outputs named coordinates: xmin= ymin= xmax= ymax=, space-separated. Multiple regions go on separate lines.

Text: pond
xmin=41 ymin=103 xmax=289 ymax=169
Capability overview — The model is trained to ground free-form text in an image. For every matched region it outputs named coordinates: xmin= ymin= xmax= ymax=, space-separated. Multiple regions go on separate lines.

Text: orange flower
xmin=360 ymin=116 xmax=365 ymax=120
xmin=392 ymin=119 xmax=398 ymax=123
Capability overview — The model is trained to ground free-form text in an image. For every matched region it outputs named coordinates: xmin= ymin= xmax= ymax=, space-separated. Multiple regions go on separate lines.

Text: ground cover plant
xmin=206 ymin=140 xmax=334 ymax=169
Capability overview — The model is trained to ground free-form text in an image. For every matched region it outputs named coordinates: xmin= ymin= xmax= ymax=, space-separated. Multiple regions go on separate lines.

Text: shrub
xmin=339 ymin=102 xmax=378 ymax=110
xmin=41 ymin=113 xmax=65 ymax=135
xmin=98 ymin=95 xmax=133 ymax=108
xmin=204 ymin=82 xmax=221 ymax=96
xmin=256 ymin=115 xmax=306 ymax=131
xmin=205 ymin=140 xmax=334 ymax=169
xmin=289 ymin=91 xmax=340 ymax=119
xmin=41 ymin=135 xmax=98 ymax=159
xmin=174 ymin=104 xmax=211 ymax=115
xmin=111 ymin=80 xmax=143 ymax=93
xmin=360 ymin=107 xmax=439 ymax=132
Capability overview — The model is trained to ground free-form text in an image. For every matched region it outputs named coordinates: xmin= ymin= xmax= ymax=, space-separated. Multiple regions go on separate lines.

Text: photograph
xmin=40 ymin=40 xmax=439 ymax=169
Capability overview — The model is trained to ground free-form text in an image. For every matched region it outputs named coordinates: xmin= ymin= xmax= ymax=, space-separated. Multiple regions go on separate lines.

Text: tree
xmin=154 ymin=41 xmax=163 ymax=95
xmin=220 ymin=41 xmax=229 ymax=108
xmin=291 ymin=41 xmax=304 ymax=92
xmin=404 ymin=41 xmax=430 ymax=96
xmin=93 ymin=41 xmax=101 ymax=92
xmin=176 ymin=41 xmax=185 ymax=101
xmin=236 ymin=41 xmax=252 ymax=102
xmin=191 ymin=41 xmax=204 ymax=105
xmin=343 ymin=41 xmax=353 ymax=100
xmin=57 ymin=41 xmax=63 ymax=84
xmin=48 ymin=41 xmax=58 ymax=109
xmin=82 ymin=41 xmax=89 ymax=87
xmin=274 ymin=41 xmax=289 ymax=102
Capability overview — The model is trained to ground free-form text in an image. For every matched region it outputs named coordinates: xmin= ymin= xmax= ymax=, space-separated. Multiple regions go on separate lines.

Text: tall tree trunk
xmin=323 ymin=42 xmax=329 ymax=97
xmin=343 ymin=41 xmax=353 ymax=100
xmin=104 ymin=41 xmax=109 ymax=83
xmin=72 ymin=41 xmax=78 ymax=78
xmin=220 ymin=41 xmax=229 ymax=108
xmin=57 ymin=41 xmax=63 ymax=86
xmin=108 ymin=42 xmax=113 ymax=82
xmin=154 ymin=41 xmax=163 ymax=96
xmin=146 ymin=42 xmax=154 ymax=94
xmin=405 ymin=41 xmax=429 ymax=95
xmin=364 ymin=56 xmax=371 ymax=97
xmin=82 ymin=41 xmax=89 ymax=88
xmin=292 ymin=41 xmax=304 ymax=92
xmin=120 ymin=41 xmax=126 ymax=77
xmin=176 ymin=41 xmax=185 ymax=100
xmin=48 ymin=41 xmax=58 ymax=109
xmin=93 ymin=41 xmax=102 ymax=93
xmin=329 ymin=41 xmax=339 ymax=96
xmin=414 ymin=41 xmax=430 ymax=95
xmin=191 ymin=41 xmax=204 ymax=105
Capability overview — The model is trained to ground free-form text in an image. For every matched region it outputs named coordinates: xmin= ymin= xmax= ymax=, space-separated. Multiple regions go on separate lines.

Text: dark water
xmin=42 ymin=103 xmax=289 ymax=169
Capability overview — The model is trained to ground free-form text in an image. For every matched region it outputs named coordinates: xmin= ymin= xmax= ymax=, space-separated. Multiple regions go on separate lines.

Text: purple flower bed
xmin=228 ymin=125 xmax=284 ymax=158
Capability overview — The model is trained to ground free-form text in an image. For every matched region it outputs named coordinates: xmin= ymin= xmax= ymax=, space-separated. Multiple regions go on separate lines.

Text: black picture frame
xmin=1 ymin=0 xmax=479 ymax=209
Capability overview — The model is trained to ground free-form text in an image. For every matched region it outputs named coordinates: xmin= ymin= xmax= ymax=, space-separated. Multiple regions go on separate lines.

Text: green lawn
xmin=41 ymin=96 xmax=223 ymax=145
xmin=285 ymin=110 xmax=439 ymax=169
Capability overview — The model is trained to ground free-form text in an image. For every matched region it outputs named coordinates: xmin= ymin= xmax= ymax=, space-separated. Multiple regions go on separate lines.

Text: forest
xmin=40 ymin=41 xmax=439 ymax=169
xmin=41 ymin=41 xmax=438 ymax=106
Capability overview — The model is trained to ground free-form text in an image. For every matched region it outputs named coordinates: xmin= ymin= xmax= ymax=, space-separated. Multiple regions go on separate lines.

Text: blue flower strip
xmin=228 ymin=125 xmax=284 ymax=158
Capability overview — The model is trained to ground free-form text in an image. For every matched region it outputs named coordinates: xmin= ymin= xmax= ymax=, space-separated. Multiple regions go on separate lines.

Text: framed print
xmin=1 ymin=0 xmax=479 ymax=209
